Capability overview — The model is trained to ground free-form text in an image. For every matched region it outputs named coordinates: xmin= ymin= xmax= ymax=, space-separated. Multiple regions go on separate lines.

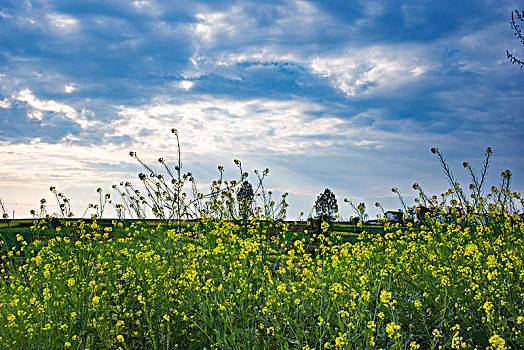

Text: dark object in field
xmin=384 ymin=210 xmax=404 ymax=224
xmin=314 ymin=188 xmax=338 ymax=223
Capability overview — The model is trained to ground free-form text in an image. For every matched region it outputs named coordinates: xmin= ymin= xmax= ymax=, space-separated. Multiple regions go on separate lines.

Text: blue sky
xmin=0 ymin=0 xmax=523 ymax=219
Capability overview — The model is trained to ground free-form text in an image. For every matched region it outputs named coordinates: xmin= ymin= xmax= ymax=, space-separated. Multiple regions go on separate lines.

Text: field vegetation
xmin=0 ymin=139 xmax=523 ymax=349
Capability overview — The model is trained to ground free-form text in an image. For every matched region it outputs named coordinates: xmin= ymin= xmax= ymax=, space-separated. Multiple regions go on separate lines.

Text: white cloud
xmin=64 ymin=85 xmax=76 ymax=93
xmin=47 ymin=13 xmax=79 ymax=31
xmin=178 ymin=80 xmax=194 ymax=90
xmin=0 ymin=98 xmax=11 ymax=108
xmin=0 ymin=140 xmax=130 ymax=182
xmin=309 ymin=45 xmax=432 ymax=96
xmin=27 ymin=110 xmax=43 ymax=120
xmin=132 ymin=0 xmax=162 ymax=17
xmin=15 ymin=89 xmax=93 ymax=129
xmin=17 ymin=89 xmax=75 ymax=115
xmin=410 ymin=66 xmax=426 ymax=76
xmin=108 ymin=96 xmax=398 ymax=161
xmin=185 ymin=1 xmax=432 ymax=97
xmin=193 ymin=42 xmax=431 ymax=97
xmin=0 ymin=139 xmax=135 ymax=218
xmin=186 ymin=0 xmax=337 ymax=77
xmin=193 ymin=4 xmax=260 ymax=46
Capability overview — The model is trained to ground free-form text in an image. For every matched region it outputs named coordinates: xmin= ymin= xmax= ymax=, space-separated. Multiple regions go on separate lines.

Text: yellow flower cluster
xmin=0 ymin=205 xmax=522 ymax=349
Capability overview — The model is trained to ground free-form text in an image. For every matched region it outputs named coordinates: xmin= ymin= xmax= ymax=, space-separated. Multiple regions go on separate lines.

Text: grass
xmin=0 ymin=219 xmax=375 ymax=250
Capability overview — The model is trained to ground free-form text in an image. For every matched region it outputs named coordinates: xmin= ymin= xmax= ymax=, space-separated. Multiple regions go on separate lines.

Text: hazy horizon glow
xmin=1 ymin=0 xmax=523 ymax=219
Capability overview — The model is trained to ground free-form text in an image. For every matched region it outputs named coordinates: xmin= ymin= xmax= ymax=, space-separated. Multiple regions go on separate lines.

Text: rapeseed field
xmin=0 ymin=209 xmax=522 ymax=349
xmin=0 ymin=145 xmax=522 ymax=349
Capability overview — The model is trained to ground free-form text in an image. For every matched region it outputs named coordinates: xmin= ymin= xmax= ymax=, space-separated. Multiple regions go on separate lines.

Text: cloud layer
xmin=0 ymin=0 xmax=523 ymax=218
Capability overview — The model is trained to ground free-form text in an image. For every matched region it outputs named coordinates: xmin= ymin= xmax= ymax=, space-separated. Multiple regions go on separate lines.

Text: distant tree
xmin=507 ymin=10 xmax=524 ymax=68
xmin=237 ymin=181 xmax=254 ymax=220
xmin=314 ymin=188 xmax=338 ymax=222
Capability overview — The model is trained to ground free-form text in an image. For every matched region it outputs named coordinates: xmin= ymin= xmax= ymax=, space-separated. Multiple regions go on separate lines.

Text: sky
xmin=0 ymin=0 xmax=523 ymax=220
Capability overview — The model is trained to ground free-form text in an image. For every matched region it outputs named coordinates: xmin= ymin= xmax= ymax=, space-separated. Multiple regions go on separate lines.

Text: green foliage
xmin=314 ymin=188 xmax=338 ymax=222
